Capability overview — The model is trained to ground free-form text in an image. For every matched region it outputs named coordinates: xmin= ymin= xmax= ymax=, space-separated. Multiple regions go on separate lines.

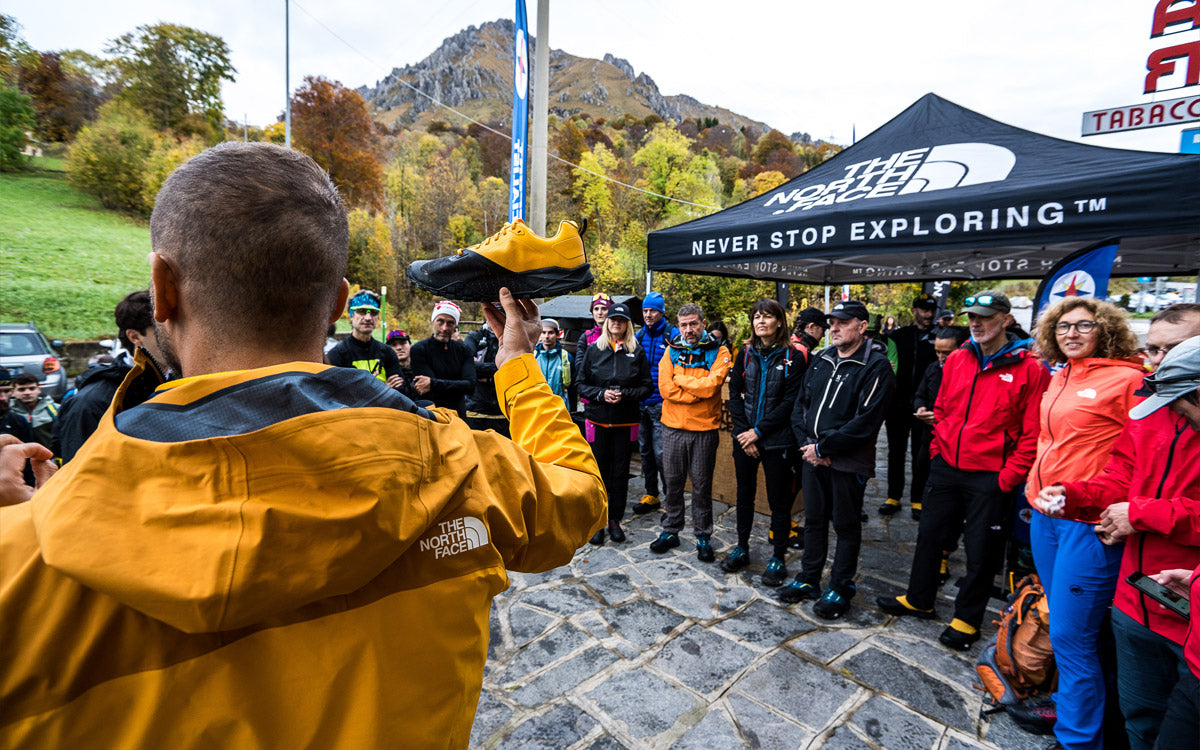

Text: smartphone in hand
xmin=1127 ymin=572 xmax=1190 ymax=619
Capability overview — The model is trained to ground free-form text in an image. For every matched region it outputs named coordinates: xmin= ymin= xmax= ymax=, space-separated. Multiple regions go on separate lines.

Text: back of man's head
xmin=150 ymin=142 xmax=348 ymax=352
xmin=115 ymin=290 xmax=154 ymax=354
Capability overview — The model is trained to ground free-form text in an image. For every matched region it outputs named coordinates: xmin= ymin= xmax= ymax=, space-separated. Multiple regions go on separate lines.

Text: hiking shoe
xmin=649 ymin=532 xmax=680 ymax=554
xmin=813 ymin=584 xmax=856 ymax=620
xmin=938 ymin=554 xmax=951 ymax=585
xmin=938 ymin=619 xmax=980 ymax=651
xmin=589 ymin=528 xmax=605 ymax=546
xmin=607 ymin=522 xmax=626 ymax=543
xmin=879 ymin=498 xmax=901 ymax=516
xmin=911 ymin=502 xmax=923 ymax=521
xmin=406 ymin=219 xmax=593 ymax=301
xmin=631 ymin=494 xmax=660 ymax=515
xmin=778 ymin=579 xmax=820 ymax=604
xmin=1006 ymin=699 xmax=1057 ymax=736
xmin=696 ymin=535 xmax=715 ymax=563
xmin=761 ymin=557 xmax=788 ymax=587
xmin=720 ymin=546 xmax=750 ymax=572
xmin=876 ymin=595 xmax=937 ymax=620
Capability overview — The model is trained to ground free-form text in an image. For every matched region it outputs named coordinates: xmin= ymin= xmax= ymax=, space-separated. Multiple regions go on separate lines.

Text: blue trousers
xmin=1030 ymin=512 xmax=1124 ymax=750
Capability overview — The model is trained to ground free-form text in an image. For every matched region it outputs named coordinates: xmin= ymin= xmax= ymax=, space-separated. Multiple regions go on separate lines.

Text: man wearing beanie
xmin=632 ymin=291 xmax=680 ymax=516
xmin=327 ymin=289 xmax=405 ymax=389
xmin=411 ymin=300 xmax=476 ymax=418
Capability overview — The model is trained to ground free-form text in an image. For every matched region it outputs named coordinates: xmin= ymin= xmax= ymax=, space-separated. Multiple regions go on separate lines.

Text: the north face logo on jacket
xmin=418 ymin=517 xmax=490 ymax=558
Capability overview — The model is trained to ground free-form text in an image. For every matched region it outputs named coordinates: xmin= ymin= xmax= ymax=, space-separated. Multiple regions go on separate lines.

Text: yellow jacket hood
xmin=31 ymin=359 xmax=462 ymax=634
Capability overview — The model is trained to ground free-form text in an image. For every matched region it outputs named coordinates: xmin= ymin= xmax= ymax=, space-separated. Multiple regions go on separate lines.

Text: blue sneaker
xmin=778 ymin=578 xmax=820 ymax=604
xmin=813 ymin=584 xmax=857 ymax=620
xmin=649 ymin=532 xmax=680 ymax=554
xmin=696 ymin=535 xmax=715 ymax=563
xmin=761 ymin=556 xmax=788 ymax=587
xmin=720 ymin=545 xmax=750 ymax=572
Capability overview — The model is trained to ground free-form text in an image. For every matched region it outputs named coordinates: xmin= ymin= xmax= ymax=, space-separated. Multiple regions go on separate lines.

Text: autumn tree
xmin=105 ymin=23 xmax=235 ymax=139
xmin=18 ymin=51 xmax=100 ymax=141
xmin=291 ymin=75 xmax=383 ymax=210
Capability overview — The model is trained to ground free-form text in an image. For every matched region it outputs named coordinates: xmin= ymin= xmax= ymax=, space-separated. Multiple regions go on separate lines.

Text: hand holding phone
xmin=1127 ymin=571 xmax=1190 ymax=619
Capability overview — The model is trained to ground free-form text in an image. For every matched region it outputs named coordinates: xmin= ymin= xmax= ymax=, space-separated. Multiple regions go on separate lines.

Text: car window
xmin=0 ymin=332 xmax=46 ymax=357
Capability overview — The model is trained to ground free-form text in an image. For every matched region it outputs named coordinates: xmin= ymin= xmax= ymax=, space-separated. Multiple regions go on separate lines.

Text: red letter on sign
xmin=1151 ymin=0 xmax=1199 ymax=38
xmin=1145 ymin=41 xmax=1200 ymax=93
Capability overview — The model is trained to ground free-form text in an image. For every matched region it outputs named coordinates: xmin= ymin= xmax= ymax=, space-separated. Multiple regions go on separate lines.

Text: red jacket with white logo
xmin=1025 ymin=357 xmax=1146 ymax=523
xmin=1061 ymin=409 xmax=1200 ymax=645
xmin=931 ymin=338 xmax=1051 ymax=491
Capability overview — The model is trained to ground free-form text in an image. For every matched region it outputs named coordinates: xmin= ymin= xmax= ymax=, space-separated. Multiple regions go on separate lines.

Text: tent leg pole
xmin=646 ymin=271 xmax=652 ymax=295
xmin=824 ymin=285 xmax=830 ymax=313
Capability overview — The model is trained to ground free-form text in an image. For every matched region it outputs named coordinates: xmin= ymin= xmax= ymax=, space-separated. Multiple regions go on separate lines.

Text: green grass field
xmin=1 ymin=160 xmax=153 ymax=340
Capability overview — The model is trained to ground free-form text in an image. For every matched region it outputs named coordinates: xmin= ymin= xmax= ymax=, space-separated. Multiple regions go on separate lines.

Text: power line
xmin=288 ymin=1 xmax=721 ymax=212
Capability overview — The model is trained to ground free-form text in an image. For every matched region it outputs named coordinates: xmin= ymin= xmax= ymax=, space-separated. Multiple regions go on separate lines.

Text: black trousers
xmin=799 ymin=464 xmax=868 ymax=591
xmin=732 ymin=446 xmax=794 ymax=558
xmin=905 ymin=457 xmax=1007 ymax=628
xmin=1155 ymin=669 xmax=1199 ymax=750
xmin=590 ymin=425 xmax=634 ymax=523
xmin=910 ymin=423 xmax=933 ymax=506
xmin=885 ymin=403 xmax=922 ymax=501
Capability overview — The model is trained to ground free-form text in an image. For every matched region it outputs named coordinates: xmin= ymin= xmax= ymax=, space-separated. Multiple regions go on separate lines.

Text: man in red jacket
xmin=1038 ymin=335 xmax=1200 ymax=750
xmin=878 ymin=290 xmax=1050 ymax=650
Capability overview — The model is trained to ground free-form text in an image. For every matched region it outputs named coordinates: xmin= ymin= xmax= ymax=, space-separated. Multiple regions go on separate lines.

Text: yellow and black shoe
xmin=938 ymin=553 xmax=951 ymax=585
xmin=769 ymin=520 xmax=805 ymax=549
xmin=875 ymin=594 xmax=938 ymax=620
xmin=879 ymin=498 xmax=902 ymax=516
xmin=911 ymin=502 xmax=923 ymax=521
xmin=406 ymin=219 xmax=593 ymax=301
xmin=631 ymin=494 xmax=660 ymax=515
xmin=938 ymin=619 xmax=980 ymax=651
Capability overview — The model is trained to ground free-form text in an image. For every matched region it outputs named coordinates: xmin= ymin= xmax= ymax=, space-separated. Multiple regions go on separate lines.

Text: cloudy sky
xmin=10 ymin=0 xmax=1199 ymax=152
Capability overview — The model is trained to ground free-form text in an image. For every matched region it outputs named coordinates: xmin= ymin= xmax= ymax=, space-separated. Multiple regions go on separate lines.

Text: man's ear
xmin=330 ymin=279 xmax=350 ymax=325
xmin=125 ymin=328 xmax=144 ymax=348
xmin=149 ymin=253 xmax=179 ymax=324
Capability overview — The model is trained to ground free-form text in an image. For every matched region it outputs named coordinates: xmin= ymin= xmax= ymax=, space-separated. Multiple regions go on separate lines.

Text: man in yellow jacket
xmin=650 ymin=302 xmax=732 ymax=562
xmin=0 ymin=142 xmax=606 ymax=749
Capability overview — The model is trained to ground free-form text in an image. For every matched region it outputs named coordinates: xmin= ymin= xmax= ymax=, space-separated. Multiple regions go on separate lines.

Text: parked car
xmin=0 ymin=322 xmax=67 ymax=402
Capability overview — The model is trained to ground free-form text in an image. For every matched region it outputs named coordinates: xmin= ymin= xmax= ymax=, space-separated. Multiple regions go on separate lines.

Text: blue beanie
xmin=643 ymin=292 xmax=666 ymax=314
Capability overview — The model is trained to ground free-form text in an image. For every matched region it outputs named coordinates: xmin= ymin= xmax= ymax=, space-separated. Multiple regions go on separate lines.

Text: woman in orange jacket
xmin=1023 ymin=298 xmax=1143 ymax=750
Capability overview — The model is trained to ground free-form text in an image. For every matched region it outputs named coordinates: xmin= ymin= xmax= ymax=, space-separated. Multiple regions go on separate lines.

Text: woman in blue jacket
xmin=721 ymin=299 xmax=808 ymax=585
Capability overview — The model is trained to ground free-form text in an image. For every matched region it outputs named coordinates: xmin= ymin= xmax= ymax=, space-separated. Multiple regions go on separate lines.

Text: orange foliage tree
xmin=291 ymin=75 xmax=383 ymax=210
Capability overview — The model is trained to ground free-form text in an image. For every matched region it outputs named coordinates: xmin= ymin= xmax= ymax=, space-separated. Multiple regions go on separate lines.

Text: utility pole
xmin=284 ymin=0 xmax=292 ymax=148
xmin=528 ymin=0 xmax=549 ymax=235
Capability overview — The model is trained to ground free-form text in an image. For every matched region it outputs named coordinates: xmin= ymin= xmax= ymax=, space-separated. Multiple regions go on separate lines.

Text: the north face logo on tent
xmin=418 ymin=517 xmax=490 ymax=559
xmin=763 ymin=142 xmax=1016 ymax=214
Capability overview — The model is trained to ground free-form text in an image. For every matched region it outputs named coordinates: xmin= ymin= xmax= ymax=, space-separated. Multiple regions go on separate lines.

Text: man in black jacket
xmin=880 ymin=294 xmax=938 ymax=520
xmin=464 ymin=323 xmax=508 ymax=437
xmin=410 ymin=300 xmax=476 ymax=418
xmin=53 ymin=291 xmax=165 ymax=463
xmin=326 ymin=290 xmax=405 ymax=389
xmin=778 ymin=300 xmax=895 ymax=619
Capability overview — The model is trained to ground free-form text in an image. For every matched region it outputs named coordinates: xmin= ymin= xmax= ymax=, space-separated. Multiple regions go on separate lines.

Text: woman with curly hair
xmin=1020 ymin=297 xmax=1143 ymax=749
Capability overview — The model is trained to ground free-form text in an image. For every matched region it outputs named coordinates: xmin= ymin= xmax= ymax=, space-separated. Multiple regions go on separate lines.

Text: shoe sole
xmin=408 ymin=261 xmax=594 ymax=301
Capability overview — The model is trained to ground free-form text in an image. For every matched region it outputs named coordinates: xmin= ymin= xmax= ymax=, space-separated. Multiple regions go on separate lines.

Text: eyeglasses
xmin=964 ymin=295 xmax=994 ymax=307
xmin=1146 ymin=343 xmax=1176 ymax=357
xmin=1054 ymin=320 xmax=1098 ymax=334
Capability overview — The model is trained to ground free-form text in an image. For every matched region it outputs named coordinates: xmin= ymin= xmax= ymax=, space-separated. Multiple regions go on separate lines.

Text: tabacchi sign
xmin=1081 ymin=1 xmax=1199 ymax=136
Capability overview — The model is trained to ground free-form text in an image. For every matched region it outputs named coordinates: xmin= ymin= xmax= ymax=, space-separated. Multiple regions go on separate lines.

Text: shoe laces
xmin=463 ymin=221 xmax=523 ymax=254
xmin=765 ymin=557 xmax=784 ymax=572
xmin=697 ymin=537 xmax=712 ymax=549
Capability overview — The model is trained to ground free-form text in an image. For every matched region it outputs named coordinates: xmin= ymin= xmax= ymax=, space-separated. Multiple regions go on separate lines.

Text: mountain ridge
xmin=359 ymin=19 xmax=774 ymax=136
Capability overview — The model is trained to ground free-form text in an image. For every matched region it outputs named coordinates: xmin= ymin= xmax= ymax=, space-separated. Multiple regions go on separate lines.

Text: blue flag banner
xmin=508 ymin=1 xmax=530 ymax=223
xmin=1032 ymin=238 xmax=1120 ymax=324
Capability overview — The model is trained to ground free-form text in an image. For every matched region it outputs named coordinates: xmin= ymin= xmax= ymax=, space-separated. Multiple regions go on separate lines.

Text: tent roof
xmin=647 ymin=93 xmax=1200 ymax=284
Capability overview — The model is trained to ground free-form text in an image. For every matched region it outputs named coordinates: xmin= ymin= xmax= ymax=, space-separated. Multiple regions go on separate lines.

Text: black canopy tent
xmin=647 ymin=94 xmax=1200 ymax=284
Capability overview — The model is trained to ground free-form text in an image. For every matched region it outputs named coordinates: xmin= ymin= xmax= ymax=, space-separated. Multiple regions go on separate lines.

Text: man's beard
xmin=153 ymin=321 xmax=183 ymax=377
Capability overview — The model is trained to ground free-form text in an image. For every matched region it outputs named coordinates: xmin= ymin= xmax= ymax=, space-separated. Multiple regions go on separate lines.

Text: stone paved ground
xmin=471 ymin=437 xmax=1049 ymax=749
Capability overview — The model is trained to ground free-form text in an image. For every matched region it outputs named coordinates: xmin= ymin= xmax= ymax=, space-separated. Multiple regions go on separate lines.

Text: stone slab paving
xmin=472 ymin=435 xmax=1044 ymax=748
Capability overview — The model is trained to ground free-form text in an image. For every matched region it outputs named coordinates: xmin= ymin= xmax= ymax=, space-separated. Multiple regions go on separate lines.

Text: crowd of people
xmin=0 ymin=142 xmax=1196 ymax=750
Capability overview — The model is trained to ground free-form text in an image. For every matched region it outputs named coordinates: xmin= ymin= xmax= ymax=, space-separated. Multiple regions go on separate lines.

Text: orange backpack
xmin=975 ymin=574 xmax=1057 ymax=705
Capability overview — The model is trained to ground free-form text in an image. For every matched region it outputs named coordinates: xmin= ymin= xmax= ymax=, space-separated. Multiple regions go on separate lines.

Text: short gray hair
xmin=677 ymin=303 xmax=704 ymax=320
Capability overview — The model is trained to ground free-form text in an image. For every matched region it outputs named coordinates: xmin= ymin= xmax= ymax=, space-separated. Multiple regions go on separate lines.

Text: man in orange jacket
xmin=650 ymin=302 xmax=732 ymax=562
xmin=0 ymin=142 xmax=605 ymax=749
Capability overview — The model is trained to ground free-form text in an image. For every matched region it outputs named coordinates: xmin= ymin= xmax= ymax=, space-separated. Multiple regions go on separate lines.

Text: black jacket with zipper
xmin=729 ymin=343 xmax=807 ymax=452
xmin=792 ymin=340 xmax=895 ymax=476
xmin=577 ymin=341 xmax=654 ymax=425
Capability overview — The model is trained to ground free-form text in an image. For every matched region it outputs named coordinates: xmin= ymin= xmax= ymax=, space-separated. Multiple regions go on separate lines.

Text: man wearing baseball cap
xmin=778 ymin=300 xmax=895 ymax=619
xmin=410 ymin=300 xmax=476 ymax=418
xmin=632 ymin=291 xmax=679 ymax=516
xmin=880 ymin=290 xmax=1050 ymax=650
xmin=791 ymin=307 xmax=828 ymax=362
xmin=385 ymin=330 xmax=418 ymax=401
xmin=327 ymin=289 xmax=405 ymax=391
xmin=1036 ymin=336 xmax=1200 ymax=748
